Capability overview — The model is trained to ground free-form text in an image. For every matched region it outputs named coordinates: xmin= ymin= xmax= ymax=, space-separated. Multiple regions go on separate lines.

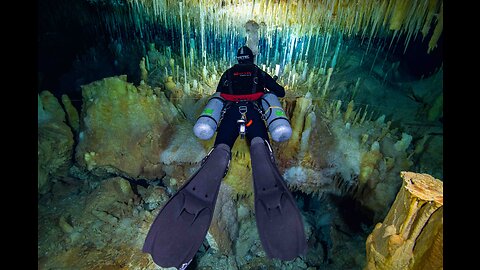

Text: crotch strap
xmin=237 ymin=105 xmax=248 ymax=139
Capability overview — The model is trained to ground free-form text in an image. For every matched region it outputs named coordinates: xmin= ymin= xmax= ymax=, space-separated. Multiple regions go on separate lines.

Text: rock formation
xmin=38 ymin=91 xmax=75 ymax=194
xmin=365 ymin=171 xmax=443 ymax=270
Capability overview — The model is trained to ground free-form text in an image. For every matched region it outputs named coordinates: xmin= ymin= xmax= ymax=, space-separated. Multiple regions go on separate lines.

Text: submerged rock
xmin=75 ymin=75 xmax=181 ymax=180
xmin=38 ymin=91 xmax=74 ymax=195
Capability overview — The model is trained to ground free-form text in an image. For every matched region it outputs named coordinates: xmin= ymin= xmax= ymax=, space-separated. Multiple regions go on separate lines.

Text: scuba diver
xmin=143 ymin=46 xmax=307 ymax=269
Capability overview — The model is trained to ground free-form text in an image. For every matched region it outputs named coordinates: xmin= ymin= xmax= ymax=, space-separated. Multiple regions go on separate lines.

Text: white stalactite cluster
xmin=77 ymin=0 xmax=442 ymax=89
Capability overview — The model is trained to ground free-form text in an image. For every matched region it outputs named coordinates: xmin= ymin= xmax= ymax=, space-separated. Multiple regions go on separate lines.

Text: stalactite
xmin=98 ymin=0 xmax=442 ymax=83
xmin=427 ymin=3 xmax=443 ymax=54
xmin=43 ymin=0 xmax=443 ymax=71
xmin=321 ymin=67 xmax=333 ymax=97
xmin=178 ymin=2 xmax=188 ymax=94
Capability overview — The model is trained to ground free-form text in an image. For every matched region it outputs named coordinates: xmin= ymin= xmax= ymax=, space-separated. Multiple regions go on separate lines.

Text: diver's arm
xmin=216 ymin=71 xmax=228 ymax=93
xmin=262 ymin=70 xmax=285 ymax=97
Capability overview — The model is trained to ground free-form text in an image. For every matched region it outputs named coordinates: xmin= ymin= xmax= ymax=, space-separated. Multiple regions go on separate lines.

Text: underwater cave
xmin=38 ymin=0 xmax=443 ymax=269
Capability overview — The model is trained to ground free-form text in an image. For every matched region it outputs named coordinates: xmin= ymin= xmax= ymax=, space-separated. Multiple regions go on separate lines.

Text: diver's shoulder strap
xmin=227 ymin=69 xmax=234 ymax=94
xmin=251 ymin=65 xmax=259 ymax=94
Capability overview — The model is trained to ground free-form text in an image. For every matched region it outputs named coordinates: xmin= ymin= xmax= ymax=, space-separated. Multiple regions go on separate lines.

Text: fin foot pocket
xmin=258 ymin=189 xmax=285 ymax=217
xmin=177 ymin=192 xmax=210 ymax=225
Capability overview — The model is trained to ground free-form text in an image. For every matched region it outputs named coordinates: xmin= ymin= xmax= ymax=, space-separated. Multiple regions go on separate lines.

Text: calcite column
xmin=365 ymin=171 xmax=443 ymax=270
xmin=245 ymin=20 xmax=260 ymax=59
xmin=283 ymin=96 xmax=312 ymax=160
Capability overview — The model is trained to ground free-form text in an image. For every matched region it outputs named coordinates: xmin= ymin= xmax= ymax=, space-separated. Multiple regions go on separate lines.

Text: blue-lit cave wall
xmin=38 ymin=0 xmax=443 ymax=109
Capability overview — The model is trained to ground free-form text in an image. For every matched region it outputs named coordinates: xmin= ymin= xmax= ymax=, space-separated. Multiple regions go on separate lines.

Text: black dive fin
xmin=143 ymin=143 xmax=231 ymax=269
xmin=250 ymin=137 xmax=307 ymax=261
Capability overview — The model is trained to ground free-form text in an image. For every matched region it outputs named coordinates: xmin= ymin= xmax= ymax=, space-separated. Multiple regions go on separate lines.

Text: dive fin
xmin=143 ymin=143 xmax=231 ymax=269
xmin=250 ymin=137 xmax=307 ymax=261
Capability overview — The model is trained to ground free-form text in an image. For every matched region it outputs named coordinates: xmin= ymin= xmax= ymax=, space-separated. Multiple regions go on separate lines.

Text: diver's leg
xmin=214 ymin=106 xmax=240 ymax=149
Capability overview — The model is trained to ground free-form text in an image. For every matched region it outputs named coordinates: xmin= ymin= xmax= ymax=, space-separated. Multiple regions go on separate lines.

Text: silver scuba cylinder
xmin=193 ymin=92 xmax=226 ymax=140
xmin=260 ymin=93 xmax=292 ymax=142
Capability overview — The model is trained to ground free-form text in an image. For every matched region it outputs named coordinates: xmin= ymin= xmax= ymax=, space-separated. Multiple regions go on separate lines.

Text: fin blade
xmin=250 ymin=137 xmax=308 ymax=260
xmin=143 ymin=144 xmax=231 ymax=268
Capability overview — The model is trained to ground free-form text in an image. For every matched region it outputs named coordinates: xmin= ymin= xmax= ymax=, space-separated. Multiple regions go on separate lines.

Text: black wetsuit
xmin=214 ymin=63 xmax=285 ymax=148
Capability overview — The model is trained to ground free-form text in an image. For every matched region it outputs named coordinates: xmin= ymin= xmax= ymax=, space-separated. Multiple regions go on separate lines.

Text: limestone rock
xmin=38 ymin=243 xmax=154 ymax=270
xmin=39 ymin=91 xmax=66 ymax=123
xmin=38 ymin=91 xmax=74 ymax=194
xmin=61 ymin=94 xmax=80 ymax=134
xmin=364 ymin=171 xmax=443 ymax=270
xmin=235 ymin=219 xmax=262 ymax=267
xmin=75 ymin=76 xmax=181 ymax=180
xmin=138 ymin=185 xmax=169 ymax=211
xmin=223 ymin=139 xmax=253 ymax=198
xmin=83 ymin=177 xmax=136 ymax=226
xmin=208 ymin=184 xmax=238 ymax=255
xmin=158 ymin=122 xmax=207 ymax=189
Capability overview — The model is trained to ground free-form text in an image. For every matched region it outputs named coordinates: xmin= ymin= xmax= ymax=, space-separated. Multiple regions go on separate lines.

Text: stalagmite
xmin=285 ymin=96 xmax=312 ymax=158
xmin=140 ymin=57 xmax=148 ymax=82
xmin=344 ymin=100 xmax=355 ymax=123
xmin=169 ymin=58 xmax=174 ymax=75
xmin=192 ymin=79 xmax=198 ymax=91
xmin=365 ymin=172 xmax=443 ymax=270
xmin=352 ymin=106 xmax=362 ymax=125
xmin=333 ymin=100 xmax=342 ymax=119
xmin=321 ymin=67 xmax=333 ymax=97
xmin=301 ymin=62 xmax=308 ymax=81
xmin=202 ymin=65 xmax=208 ymax=82
xmin=299 ymin=111 xmax=316 ymax=160
xmin=360 ymin=105 xmax=369 ymax=125
xmin=306 ymin=69 xmax=315 ymax=89
xmin=176 ymin=65 xmax=179 ymax=83
xmin=145 ymin=54 xmax=150 ymax=71
xmin=359 ymin=141 xmax=382 ymax=185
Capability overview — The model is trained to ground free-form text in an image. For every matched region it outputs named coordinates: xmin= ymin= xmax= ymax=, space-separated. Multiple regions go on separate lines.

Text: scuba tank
xmin=260 ymin=92 xmax=292 ymax=142
xmin=193 ymin=92 xmax=226 ymax=140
